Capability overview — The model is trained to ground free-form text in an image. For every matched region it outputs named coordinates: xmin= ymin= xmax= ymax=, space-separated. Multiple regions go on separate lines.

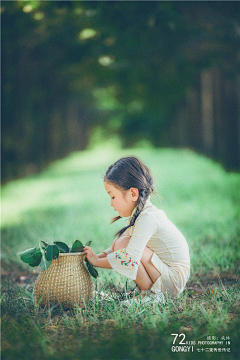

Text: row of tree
xmin=2 ymin=1 xmax=240 ymax=183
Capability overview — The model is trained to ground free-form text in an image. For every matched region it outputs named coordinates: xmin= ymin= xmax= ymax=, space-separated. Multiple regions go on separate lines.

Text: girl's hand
xmin=84 ymin=246 xmax=99 ymax=267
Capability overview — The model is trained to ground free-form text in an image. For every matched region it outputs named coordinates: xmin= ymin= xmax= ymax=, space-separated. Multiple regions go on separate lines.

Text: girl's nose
xmin=110 ymin=200 xmax=113 ymax=207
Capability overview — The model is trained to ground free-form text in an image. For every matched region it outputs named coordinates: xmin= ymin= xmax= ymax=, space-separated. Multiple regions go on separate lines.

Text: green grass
xmin=1 ymin=145 xmax=240 ymax=359
xmin=1 ymin=279 xmax=240 ymax=359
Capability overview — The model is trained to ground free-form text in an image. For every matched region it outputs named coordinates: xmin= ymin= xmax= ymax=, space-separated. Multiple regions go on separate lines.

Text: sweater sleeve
xmin=102 ymin=246 xmax=113 ymax=255
xmin=107 ymin=212 xmax=158 ymax=280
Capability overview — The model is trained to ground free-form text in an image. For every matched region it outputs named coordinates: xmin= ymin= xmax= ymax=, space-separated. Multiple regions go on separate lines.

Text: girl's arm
xmin=97 ymin=252 xmax=107 ymax=258
xmin=84 ymin=246 xmax=112 ymax=269
xmin=97 ymin=237 xmax=118 ymax=258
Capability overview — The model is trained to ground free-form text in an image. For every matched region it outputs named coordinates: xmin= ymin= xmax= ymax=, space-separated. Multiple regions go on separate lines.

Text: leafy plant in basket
xmin=19 ymin=240 xmax=98 ymax=278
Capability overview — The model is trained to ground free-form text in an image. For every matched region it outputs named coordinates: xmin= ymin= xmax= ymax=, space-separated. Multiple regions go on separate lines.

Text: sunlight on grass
xmin=1 ymin=145 xmax=120 ymax=227
xmin=1 ymin=145 xmax=240 ymax=276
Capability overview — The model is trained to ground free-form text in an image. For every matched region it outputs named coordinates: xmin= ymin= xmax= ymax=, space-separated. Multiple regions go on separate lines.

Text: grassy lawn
xmin=1 ymin=145 xmax=240 ymax=359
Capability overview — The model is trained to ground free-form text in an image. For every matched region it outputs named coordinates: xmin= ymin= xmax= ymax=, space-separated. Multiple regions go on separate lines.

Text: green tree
xmin=2 ymin=1 xmax=239 ymax=182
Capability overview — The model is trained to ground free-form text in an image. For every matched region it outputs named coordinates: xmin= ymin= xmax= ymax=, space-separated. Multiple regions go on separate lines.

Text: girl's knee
xmin=112 ymin=235 xmax=131 ymax=251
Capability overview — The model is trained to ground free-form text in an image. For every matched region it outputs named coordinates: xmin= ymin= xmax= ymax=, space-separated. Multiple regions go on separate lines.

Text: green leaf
xmin=40 ymin=253 xmax=52 ymax=270
xmin=70 ymin=246 xmax=84 ymax=253
xmin=46 ymin=245 xmax=59 ymax=261
xmin=54 ymin=241 xmax=69 ymax=253
xmin=41 ymin=241 xmax=48 ymax=247
xmin=29 ymin=257 xmax=42 ymax=267
xmin=85 ymin=258 xmax=98 ymax=278
xmin=19 ymin=247 xmax=39 ymax=258
xmin=19 ymin=247 xmax=42 ymax=264
xmin=85 ymin=240 xmax=92 ymax=247
xmin=72 ymin=240 xmax=83 ymax=249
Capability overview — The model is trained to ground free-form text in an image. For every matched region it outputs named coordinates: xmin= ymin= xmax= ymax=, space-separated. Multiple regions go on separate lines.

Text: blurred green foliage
xmin=2 ymin=1 xmax=240 ymax=182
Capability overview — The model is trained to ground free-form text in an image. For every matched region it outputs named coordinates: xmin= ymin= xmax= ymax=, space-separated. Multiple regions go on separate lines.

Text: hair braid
xmin=115 ymin=188 xmax=152 ymax=237
xmin=129 ymin=189 xmax=150 ymax=227
xmin=105 ymin=156 xmax=154 ymax=238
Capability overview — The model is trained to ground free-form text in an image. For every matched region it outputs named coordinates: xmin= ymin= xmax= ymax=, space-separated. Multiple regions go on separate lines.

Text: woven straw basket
xmin=34 ymin=253 xmax=94 ymax=308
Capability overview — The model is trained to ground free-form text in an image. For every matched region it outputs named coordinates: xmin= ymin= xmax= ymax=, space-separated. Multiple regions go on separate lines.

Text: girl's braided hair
xmin=104 ymin=156 xmax=154 ymax=237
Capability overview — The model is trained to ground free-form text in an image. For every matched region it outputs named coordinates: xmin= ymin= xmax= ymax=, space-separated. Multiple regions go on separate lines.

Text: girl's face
xmin=104 ymin=181 xmax=138 ymax=218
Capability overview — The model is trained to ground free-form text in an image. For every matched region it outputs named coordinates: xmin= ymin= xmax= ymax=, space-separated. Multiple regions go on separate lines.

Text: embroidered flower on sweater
xmin=115 ymin=249 xmax=138 ymax=270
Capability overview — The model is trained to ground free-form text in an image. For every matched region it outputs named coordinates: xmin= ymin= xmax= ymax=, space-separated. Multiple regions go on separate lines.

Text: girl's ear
xmin=130 ymin=187 xmax=139 ymax=201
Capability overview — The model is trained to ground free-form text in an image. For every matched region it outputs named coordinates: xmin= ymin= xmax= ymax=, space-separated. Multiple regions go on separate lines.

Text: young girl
xmin=84 ymin=156 xmax=190 ymax=305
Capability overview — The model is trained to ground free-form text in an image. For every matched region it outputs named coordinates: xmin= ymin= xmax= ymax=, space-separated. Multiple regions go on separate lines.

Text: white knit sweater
xmin=103 ymin=198 xmax=190 ymax=297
